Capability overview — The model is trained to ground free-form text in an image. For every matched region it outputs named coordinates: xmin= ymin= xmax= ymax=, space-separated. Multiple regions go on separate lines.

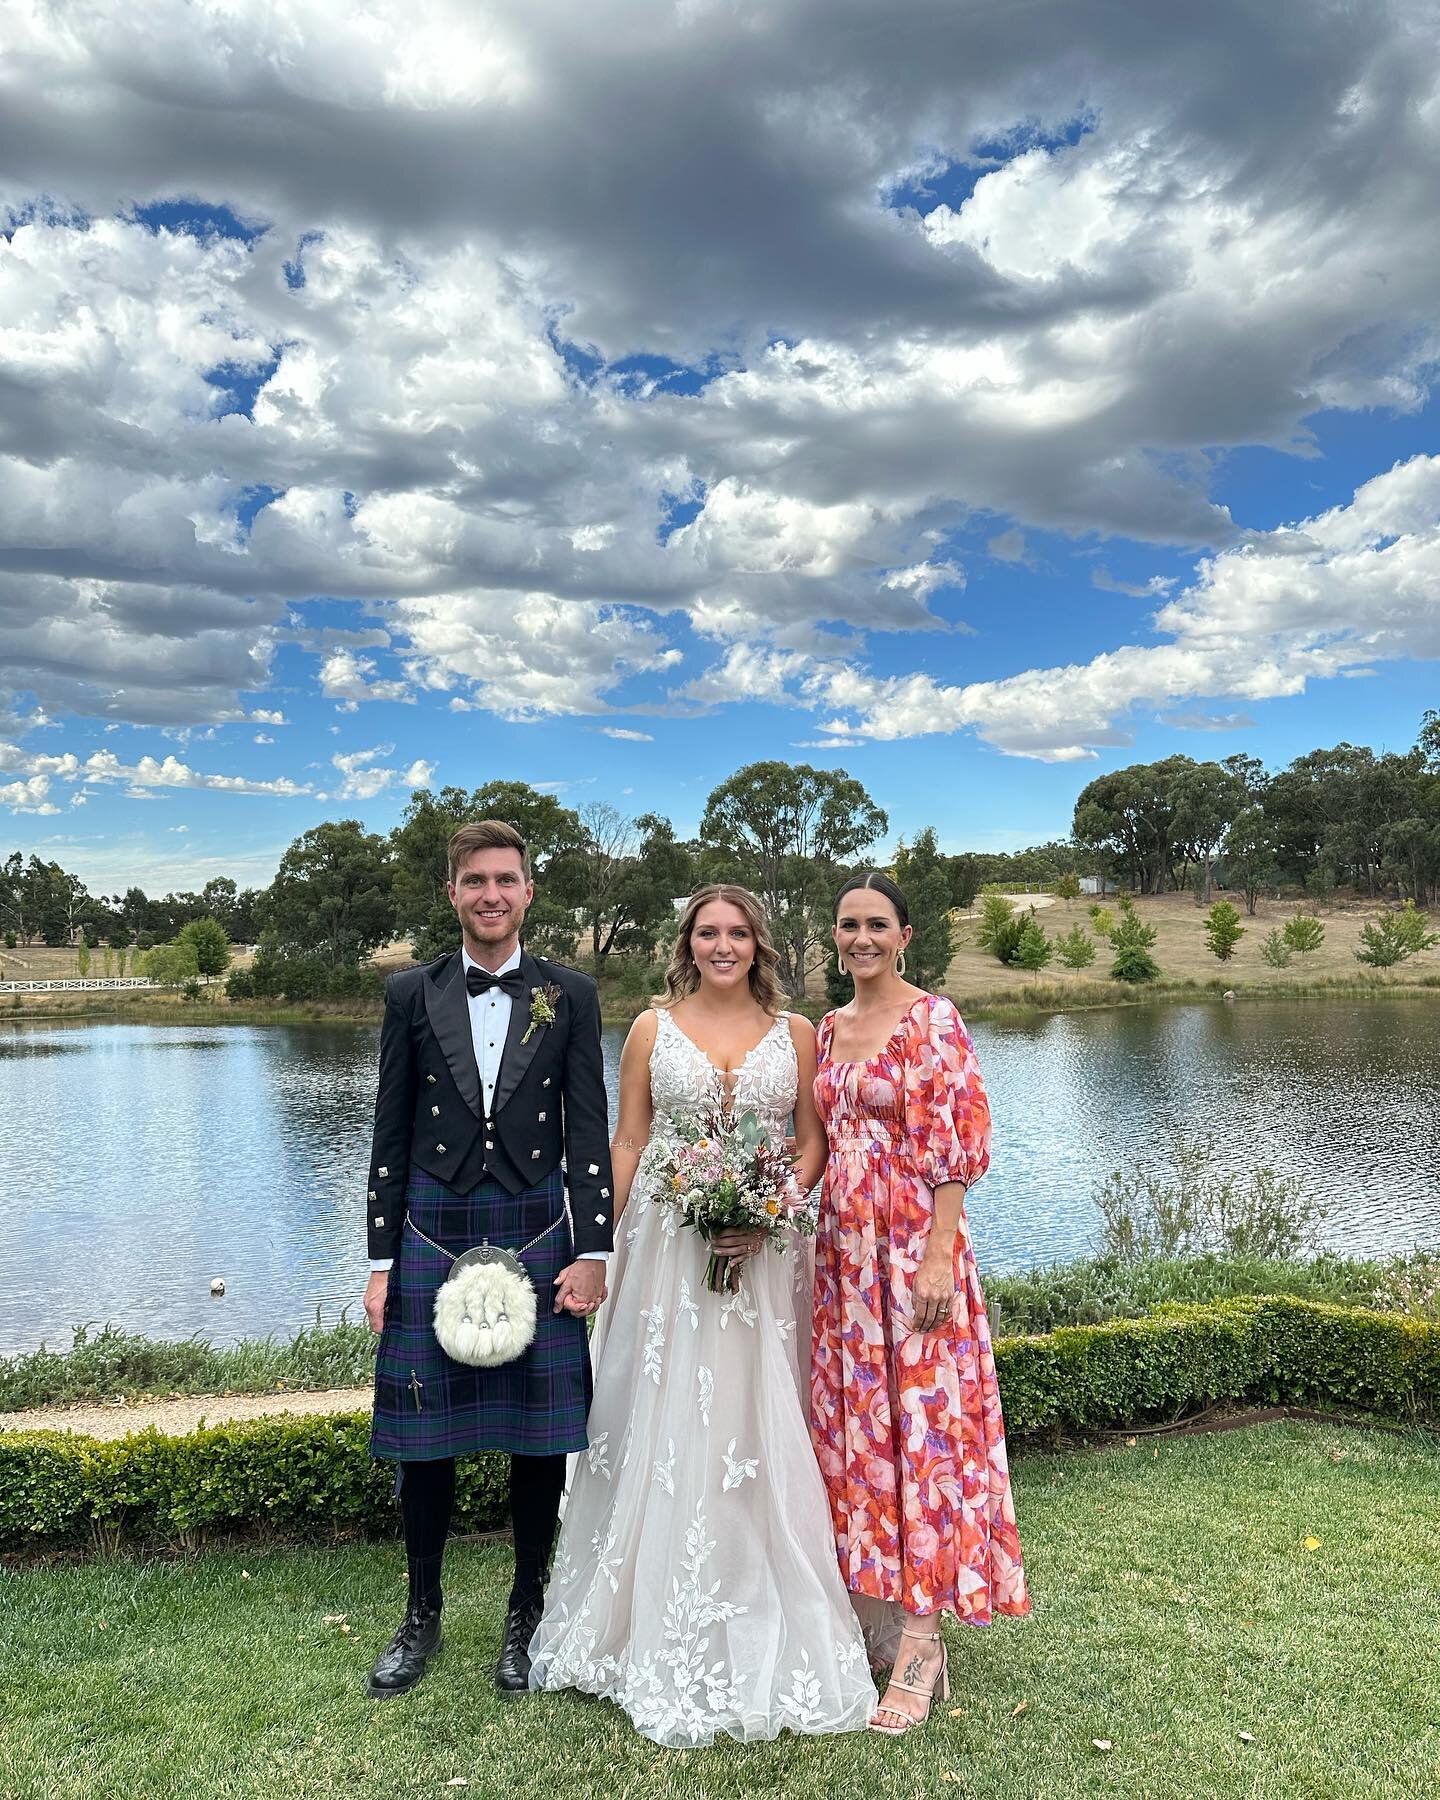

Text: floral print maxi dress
xmin=811 ymin=994 xmax=1030 ymax=1623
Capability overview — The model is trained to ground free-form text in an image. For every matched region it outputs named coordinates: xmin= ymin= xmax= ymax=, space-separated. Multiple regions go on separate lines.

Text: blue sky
xmin=1 ymin=2 xmax=1437 ymax=895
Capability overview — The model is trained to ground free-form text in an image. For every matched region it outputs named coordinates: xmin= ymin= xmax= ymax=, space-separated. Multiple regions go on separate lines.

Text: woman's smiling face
xmin=689 ymin=899 xmax=756 ymax=991
xmin=834 ymin=888 xmax=911 ymax=981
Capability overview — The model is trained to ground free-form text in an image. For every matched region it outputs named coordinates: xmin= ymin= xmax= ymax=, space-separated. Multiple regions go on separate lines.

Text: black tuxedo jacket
xmin=365 ymin=948 xmax=615 ymax=1261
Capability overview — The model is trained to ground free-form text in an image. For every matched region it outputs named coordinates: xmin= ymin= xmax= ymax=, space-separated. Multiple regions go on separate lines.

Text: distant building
xmin=1079 ymin=875 xmax=1109 ymax=896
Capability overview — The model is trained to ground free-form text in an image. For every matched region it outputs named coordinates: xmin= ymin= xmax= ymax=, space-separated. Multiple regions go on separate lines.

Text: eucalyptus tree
xmin=700 ymin=761 xmax=887 ymax=997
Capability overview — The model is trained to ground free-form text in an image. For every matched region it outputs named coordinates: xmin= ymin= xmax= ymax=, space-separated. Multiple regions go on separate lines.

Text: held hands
xmin=553 ymin=1258 xmax=607 ymax=1317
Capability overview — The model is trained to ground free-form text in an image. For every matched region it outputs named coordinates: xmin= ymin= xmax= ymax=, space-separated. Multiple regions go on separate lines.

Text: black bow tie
xmin=466 ymin=966 xmax=525 ymax=999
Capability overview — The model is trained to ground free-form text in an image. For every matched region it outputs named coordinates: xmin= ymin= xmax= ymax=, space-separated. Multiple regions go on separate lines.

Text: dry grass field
xmin=5 ymin=896 xmax=1438 ymax=1023
xmin=940 ymin=890 xmax=1440 ymax=1009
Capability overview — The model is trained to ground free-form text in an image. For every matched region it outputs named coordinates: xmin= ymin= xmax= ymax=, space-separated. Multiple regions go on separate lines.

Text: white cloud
xmin=400 ymin=589 xmax=680 ymax=719
xmin=0 ymin=775 xmax=59 ymax=815
xmin=882 ymin=560 xmax=964 ymax=602
xmin=676 ymin=457 xmax=1440 ymax=760
xmin=1093 ymin=567 xmax=1177 ymax=599
xmin=253 ymin=732 xmax=274 ymax=743
xmin=0 ymin=741 xmax=313 ymax=812
xmin=318 ymin=649 xmax=413 ymax=712
xmin=0 ymin=0 xmax=1439 ymax=753
xmin=600 ymin=726 xmax=655 ymax=741
xmin=329 ymin=746 xmax=434 ymax=801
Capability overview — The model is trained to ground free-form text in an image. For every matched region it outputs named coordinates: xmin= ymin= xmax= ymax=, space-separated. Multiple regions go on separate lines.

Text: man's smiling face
xmin=448 ymin=847 xmax=533 ymax=958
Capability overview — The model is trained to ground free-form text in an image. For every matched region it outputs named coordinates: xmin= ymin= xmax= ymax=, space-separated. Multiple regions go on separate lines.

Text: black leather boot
xmin=493 ymin=1594 xmax=543 ymax=1698
xmin=366 ymin=1604 xmax=443 ymax=1699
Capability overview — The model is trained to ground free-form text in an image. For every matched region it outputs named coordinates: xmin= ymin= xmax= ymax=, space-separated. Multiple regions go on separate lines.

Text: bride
xmin=529 ymin=884 xmax=876 ymax=1745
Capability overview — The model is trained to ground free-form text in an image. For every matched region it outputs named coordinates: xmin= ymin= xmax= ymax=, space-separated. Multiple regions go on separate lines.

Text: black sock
xmin=399 ymin=1457 xmax=455 ymax=1615
xmin=508 ymin=1453 xmax=566 ymax=1608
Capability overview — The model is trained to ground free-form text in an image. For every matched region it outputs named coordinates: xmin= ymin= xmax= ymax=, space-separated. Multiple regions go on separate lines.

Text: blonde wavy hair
xmin=658 ymin=884 xmax=788 ymax=1014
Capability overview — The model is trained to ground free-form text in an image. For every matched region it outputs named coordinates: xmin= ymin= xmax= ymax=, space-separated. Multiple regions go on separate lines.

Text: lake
xmin=1 ymin=996 xmax=1437 ymax=1354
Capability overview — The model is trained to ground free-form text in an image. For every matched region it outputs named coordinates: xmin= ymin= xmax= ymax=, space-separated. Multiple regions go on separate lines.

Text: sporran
xmin=406 ymin=1199 xmax=570 ymax=1367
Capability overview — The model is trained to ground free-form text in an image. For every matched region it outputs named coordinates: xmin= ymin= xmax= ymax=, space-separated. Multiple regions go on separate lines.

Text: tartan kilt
xmin=370 ymin=1167 xmax=592 ymax=1462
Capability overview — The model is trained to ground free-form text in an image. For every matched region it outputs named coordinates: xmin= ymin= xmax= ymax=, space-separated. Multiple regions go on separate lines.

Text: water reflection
xmin=1 ymin=998 xmax=1436 ymax=1353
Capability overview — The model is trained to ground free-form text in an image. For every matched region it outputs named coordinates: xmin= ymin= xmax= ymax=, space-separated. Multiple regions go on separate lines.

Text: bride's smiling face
xmin=689 ymin=900 xmax=755 ymax=994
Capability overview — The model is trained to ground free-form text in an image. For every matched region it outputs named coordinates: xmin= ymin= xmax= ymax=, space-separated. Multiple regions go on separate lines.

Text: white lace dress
xmin=529 ymin=1008 xmax=877 ymax=1746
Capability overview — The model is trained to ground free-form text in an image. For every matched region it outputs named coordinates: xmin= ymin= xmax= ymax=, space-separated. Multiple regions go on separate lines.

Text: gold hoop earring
xmin=896 ymin=952 xmax=906 ymax=976
xmin=836 ymin=954 xmax=849 ymax=976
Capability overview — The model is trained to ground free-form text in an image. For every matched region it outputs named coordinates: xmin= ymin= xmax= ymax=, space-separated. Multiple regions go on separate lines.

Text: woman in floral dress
xmin=812 ymin=871 xmax=1029 ymax=1735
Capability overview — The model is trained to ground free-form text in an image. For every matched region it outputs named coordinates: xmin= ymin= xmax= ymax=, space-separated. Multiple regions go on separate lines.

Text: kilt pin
xmin=371 ymin=1167 xmax=592 ymax=1461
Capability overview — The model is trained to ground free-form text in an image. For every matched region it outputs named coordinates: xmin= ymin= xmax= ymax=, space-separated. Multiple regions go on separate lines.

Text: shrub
xmin=992 ymin=1296 xmax=1438 ymax=1439
xmin=1056 ymin=924 xmax=1097 ymax=969
xmin=139 ymin=940 xmax=200 ymax=986
xmin=1283 ymin=913 xmax=1325 ymax=954
xmin=1108 ymin=898 xmax=1160 ymax=983
xmin=989 ymin=914 xmax=1028 ymax=965
xmin=1356 ymin=902 xmax=1439 ymax=967
xmin=984 ymin=1251 xmax=1412 ymax=1337
xmin=1260 ymin=928 xmax=1292 ymax=968
xmin=1088 ymin=904 xmax=1115 ymax=936
xmin=613 ymin=955 xmax=657 ymax=1001
xmin=1204 ymin=900 xmax=1244 ymax=961
xmin=1094 ymin=1135 xmax=1322 ymax=1263
xmin=1012 ymin=915 xmax=1052 ymax=971
xmin=977 ymin=891 xmax=1015 ymax=955
xmin=4 ymin=1301 xmax=1434 ymax=1548
xmin=178 ymin=916 xmax=232 ymax=980
xmin=0 ymin=1319 xmax=378 ymax=1413
xmin=1053 ymin=872 xmax=1081 ymax=901
xmin=0 ymin=1415 xmax=511 ymax=1552
xmin=1371 ymin=1251 xmax=1440 ymax=1324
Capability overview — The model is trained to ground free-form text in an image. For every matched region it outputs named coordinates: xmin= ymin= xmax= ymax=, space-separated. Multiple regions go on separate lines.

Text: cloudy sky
xmin=2 ymin=0 xmax=1439 ymax=892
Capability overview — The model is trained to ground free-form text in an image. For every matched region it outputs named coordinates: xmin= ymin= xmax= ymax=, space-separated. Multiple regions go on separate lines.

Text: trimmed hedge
xmin=0 ymin=1416 xmax=508 ymax=1553
xmin=991 ymin=1295 xmax=1437 ymax=1436
xmin=2 ymin=1297 xmax=1434 ymax=1552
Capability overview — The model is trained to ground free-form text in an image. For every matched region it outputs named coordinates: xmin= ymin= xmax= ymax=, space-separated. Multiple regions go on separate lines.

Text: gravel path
xmin=0 ymin=1386 xmax=372 ymax=1441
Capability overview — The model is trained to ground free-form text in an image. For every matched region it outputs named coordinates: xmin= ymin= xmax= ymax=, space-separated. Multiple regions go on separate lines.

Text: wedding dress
xmin=529 ymin=1008 xmax=877 ymax=1746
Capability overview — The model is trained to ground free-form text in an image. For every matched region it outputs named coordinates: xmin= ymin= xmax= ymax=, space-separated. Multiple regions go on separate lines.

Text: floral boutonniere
xmin=521 ymin=981 xmax=563 ymax=1045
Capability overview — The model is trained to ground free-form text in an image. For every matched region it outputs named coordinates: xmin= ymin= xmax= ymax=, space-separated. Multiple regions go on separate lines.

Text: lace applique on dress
xmin=529 ymin=1004 xmax=877 ymax=1746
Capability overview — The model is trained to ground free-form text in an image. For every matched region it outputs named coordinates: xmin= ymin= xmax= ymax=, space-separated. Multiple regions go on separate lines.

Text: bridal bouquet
xmin=652 ymin=1107 xmax=814 ymax=1293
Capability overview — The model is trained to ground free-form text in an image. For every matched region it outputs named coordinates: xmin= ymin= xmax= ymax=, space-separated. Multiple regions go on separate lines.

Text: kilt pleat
xmin=370 ymin=1168 xmax=592 ymax=1461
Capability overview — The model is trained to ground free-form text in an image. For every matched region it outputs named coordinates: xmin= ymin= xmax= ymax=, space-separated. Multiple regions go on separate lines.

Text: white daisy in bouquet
xmin=652 ymin=1105 xmax=815 ymax=1293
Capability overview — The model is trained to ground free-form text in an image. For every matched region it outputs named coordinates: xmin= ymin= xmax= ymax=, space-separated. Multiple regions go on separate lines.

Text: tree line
xmin=1073 ymin=712 xmax=1440 ymax=910
xmin=4 ymin=714 xmax=1435 ymax=1002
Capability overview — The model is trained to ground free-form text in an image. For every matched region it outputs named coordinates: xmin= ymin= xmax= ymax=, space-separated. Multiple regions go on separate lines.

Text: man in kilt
xmin=361 ymin=819 xmax=613 ymax=1699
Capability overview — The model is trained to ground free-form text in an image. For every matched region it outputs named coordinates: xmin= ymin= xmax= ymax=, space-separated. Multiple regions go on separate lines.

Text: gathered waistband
xmin=828 ymin=1125 xmax=905 ymax=1148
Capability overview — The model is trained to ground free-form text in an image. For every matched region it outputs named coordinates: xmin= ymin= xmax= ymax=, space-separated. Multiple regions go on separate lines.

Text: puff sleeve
xmin=903 ymin=995 xmax=991 ymax=1192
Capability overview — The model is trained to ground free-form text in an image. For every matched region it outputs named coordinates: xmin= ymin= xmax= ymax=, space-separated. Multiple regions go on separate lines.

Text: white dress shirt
xmin=370 ymin=943 xmax=606 ymax=1271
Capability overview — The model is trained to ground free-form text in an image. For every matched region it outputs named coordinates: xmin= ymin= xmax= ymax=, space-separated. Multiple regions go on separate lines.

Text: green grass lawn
xmin=2 ymin=1422 xmax=1436 ymax=1800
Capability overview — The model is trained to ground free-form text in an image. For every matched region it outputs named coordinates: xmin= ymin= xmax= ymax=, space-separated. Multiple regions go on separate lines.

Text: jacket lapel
xmin=493 ymin=951 xmax=549 ymax=1119
xmin=422 ymin=951 xmax=482 ymax=1118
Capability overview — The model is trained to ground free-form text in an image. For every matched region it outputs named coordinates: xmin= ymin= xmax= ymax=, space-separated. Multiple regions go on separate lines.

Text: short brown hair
xmin=447 ymin=819 xmax=531 ymax=883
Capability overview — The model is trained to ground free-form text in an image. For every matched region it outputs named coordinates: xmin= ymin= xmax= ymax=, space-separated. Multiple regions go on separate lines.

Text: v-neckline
xmin=662 ymin=1007 xmax=784 ymax=1086
xmin=823 ymin=995 xmax=929 ymax=1067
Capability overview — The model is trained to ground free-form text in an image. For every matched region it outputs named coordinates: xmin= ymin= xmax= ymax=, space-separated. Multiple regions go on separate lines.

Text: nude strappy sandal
xmin=869 ymin=1625 xmax=950 ymax=1735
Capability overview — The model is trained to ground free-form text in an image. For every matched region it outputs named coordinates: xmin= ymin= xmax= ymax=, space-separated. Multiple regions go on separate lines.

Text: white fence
xmin=0 ymin=977 xmax=162 ymax=993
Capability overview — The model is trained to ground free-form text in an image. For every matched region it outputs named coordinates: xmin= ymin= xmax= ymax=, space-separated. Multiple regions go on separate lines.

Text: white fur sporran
xmin=432 ymin=1245 xmax=538 ymax=1367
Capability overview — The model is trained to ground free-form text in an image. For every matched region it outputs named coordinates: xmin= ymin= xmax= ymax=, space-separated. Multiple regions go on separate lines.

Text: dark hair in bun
xmin=832 ymin=870 xmax=910 ymax=929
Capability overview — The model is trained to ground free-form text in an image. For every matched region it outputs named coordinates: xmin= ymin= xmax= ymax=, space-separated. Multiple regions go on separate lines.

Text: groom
xmin=362 ymin=819 xmax=613 ymax=1700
